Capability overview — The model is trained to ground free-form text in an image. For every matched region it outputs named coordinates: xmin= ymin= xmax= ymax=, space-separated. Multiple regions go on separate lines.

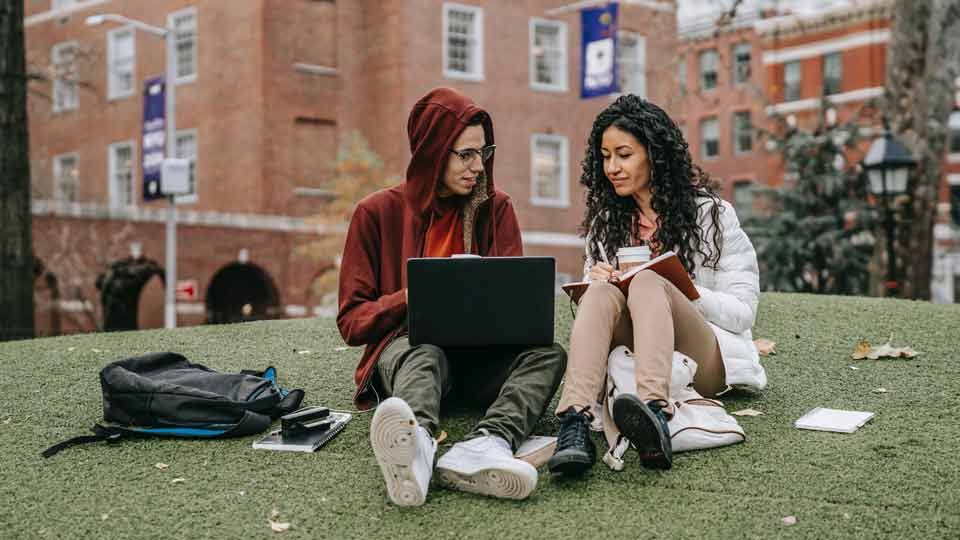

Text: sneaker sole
xmin=547 ymin=451 xmax=594 ymax=475
xmin=370 ymin=398 xmax=426 ymax=506
xmin=612 ymin=395 xmax=672 ymax=470
xmin=436 ymin=460 xmax=537 ymax=500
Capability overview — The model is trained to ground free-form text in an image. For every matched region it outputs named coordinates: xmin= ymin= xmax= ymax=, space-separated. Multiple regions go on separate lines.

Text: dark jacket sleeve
xmin=492 ymin=195 xmax=523 ymax=257
xmin=336 ymin=204 xmax=407 ymax=346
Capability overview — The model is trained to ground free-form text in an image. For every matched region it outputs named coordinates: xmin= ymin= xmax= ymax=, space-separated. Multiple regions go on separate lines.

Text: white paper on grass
xmin=795 ymin=407 xmax=874 ymax=433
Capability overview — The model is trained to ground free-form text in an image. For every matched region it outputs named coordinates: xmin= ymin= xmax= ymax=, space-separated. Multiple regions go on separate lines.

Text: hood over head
xmin=405 ymin=87 xmax=495 ymax=216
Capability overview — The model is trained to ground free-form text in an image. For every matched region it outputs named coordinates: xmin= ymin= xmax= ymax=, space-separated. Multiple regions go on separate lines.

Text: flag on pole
xmin=580 ymin=3 xmax=619 ymax=98
xmin=142 ymin=76 xmax=166 ymax=201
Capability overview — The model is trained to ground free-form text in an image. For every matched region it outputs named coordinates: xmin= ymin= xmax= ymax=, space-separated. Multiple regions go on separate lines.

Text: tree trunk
xmin=885 ymin=0 xmax=960 ymax=299
xmin=0 ymin=2 xmax=35 ymax=341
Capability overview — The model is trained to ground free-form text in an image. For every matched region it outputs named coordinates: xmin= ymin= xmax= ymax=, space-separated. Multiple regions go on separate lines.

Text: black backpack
xmin=43 ymin=352 xmax=304 ymax=457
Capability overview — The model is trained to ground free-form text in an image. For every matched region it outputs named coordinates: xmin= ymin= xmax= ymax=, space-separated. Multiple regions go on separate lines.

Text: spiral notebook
xmin=252 ymin=411 xmax=352 ymax=452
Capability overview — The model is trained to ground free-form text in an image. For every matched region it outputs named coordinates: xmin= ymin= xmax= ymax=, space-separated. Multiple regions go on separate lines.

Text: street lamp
xmin=86 ymin=13 xmax=183 ymax=328
xmin=862 ymin=127 xmax=916 ymax=297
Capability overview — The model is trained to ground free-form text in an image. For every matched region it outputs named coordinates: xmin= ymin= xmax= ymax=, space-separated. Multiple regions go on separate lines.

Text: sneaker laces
xmin=557 ymin=406 xmax=592 ymax=451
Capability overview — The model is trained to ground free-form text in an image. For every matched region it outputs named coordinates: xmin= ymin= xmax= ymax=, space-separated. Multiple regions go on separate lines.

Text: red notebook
xmin=561 ymin=250 xmax=699 ymax=304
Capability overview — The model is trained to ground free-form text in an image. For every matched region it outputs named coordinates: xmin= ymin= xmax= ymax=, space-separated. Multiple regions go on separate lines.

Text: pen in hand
xmin=595 ymin=241 xmax=619 ymax=282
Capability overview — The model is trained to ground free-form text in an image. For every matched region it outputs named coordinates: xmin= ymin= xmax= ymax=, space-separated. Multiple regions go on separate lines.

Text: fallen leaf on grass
xmin=296 ymin=350 xmax=312 ymax=355
xmin=91 ymin=349 xmax=103 ymax=353
xmin=269 ymin=509 xmax=291 ymax=533
xmin=731 ymin=409 xmax=764 ymax=417
xmin=155 ymin=463 xmax=169 ymax=470
xmin=872 ymin=387 xmax=888 ymax=394
xmin=435 ymin=431 xmax=448 ymax=444
xmin=754 ymin=338 xmax=777 ymax=356
xmin=2 ymin=417 xmax=11 ymax=424
xmin=848 ymin=365 xmax=860 ymax=370
xmin=852 ymin=339 xmax=920 ymax=360
xmin=100 ymin=513 xmax=109 ymax=521
xmin=782 ymin=515 xmax=797 ymax=526
xmin=334 ymin=346 xmax=349 ymax=352
xmin=170 ymin=477 xmax=186 ymax=484
xmin=67 ymin=347 xmax=76 ymax=352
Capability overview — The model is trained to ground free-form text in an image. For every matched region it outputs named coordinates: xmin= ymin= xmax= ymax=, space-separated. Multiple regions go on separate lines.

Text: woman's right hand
xmin=589 ymin=262 xmax=620 ymax=282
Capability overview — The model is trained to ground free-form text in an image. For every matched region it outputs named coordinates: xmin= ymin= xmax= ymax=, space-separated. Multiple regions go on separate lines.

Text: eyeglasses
xmin=449 ymin=145 xmax=496 ymax=165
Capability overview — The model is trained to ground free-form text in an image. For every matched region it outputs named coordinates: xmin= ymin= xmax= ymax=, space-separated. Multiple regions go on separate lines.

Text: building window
xmin=949 ymin=175 xmax=960 ymax=226
xmin=168 ymin=8 xmax=197 ymax=83
xmin=732 ymin=180 xmax=754 ymax=218
xmin=733 ymin=111 xmax=752 ymax=154
xmin=531 ymin=134 xmax=569 ymax=207
xmin=443 ymin=3 xmax=484 ymax=81
xmin=174 ymin=129 xmax=197 ymax=204
xmin=618 ymin=31 xmax=646 ymax=98
xmin=51 ymin=41 xmax=78 ymax=112
xmin=822 ymin=52 xmax=842 ymax=96
xmin=107 ymin=27 xmax=135 ymax=99
xmin=732 ymin=42 xmax=751 ymax=86
xmin=784 ymin=60 xmax=802 ymax=102
xmin=108 ymin=142 xmax=135 ymax=208
xmin=677 ymin=55 xmax=686 ymax=96
xmin=698 ymin=49 xmax=718 ymax=91
xmin=700 ymin=117 xmax=719 ymax=160
xmin=530 ymin=19 xmax=567 ymax=92
xmin=947 ymin=111 xmax=960 ymax=157
xmin=53 ymin=153 xmax=79 ymax=202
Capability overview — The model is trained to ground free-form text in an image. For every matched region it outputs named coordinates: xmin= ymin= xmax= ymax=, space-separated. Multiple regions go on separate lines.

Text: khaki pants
xmin=376 ymin=336 xmax=566 ymax=450
xmin=555 ymin=271 xmax=725 ymax=418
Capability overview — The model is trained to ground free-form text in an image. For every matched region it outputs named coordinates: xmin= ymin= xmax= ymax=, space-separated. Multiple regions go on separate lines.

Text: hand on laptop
xmin=589 ymin=262 xmax=621 ymax=283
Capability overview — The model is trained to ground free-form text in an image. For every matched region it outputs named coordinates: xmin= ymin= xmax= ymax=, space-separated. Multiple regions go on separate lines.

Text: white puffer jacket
xmin=581 ymin=197 xmax=766 ymax=391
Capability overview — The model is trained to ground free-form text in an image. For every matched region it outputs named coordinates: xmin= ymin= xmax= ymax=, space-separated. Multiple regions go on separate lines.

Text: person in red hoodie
xmin=337 ymin=88 xmax=566 ymax=506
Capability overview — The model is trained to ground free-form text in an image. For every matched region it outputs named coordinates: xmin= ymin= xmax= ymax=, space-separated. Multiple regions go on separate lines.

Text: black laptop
xmin=406 ymin=256 xmax=555 ymax=347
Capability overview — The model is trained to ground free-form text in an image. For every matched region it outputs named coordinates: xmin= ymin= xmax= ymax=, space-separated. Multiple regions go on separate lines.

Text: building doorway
xmin=205 ymin=263 xmax=281 ymax=324
xmin=96 ymin=257 xmax=164 ymax=331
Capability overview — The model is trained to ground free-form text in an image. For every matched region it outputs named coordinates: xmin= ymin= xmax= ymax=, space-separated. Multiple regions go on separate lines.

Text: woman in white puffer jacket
xmin=547 ymin=95 xmax=765 ymax=476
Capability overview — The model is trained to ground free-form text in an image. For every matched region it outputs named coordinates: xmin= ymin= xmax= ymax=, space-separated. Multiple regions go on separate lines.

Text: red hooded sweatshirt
xmin=336 ymin=88 xmax=524 ymax=408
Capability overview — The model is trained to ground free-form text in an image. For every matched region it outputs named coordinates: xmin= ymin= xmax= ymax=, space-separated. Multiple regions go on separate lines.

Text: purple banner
xmin=581 ymin=3 xmax=619 ymax=98
xmin=142 ymin=76 xmax=165 ymax=201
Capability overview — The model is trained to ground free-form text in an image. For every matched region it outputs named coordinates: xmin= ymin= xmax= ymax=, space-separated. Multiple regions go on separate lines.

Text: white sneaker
xmin=435 ymin=433 xmax=538 ymax=500
xmin=370 ymin=397 xmax=436 ymax=506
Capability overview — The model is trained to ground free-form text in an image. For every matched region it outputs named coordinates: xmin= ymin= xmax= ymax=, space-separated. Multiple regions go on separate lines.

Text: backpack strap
xmin=42 ymin=424 xmax=124 ymax=458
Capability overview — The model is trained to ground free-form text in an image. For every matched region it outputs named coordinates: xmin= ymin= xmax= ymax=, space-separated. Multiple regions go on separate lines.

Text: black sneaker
xmin=612 ymin=395 xmax=673 ymax=470
xmin=547 ymin=406 xmax=597 ymax=475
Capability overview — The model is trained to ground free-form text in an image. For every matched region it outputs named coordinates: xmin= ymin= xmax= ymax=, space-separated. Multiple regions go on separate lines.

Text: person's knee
xmin=582 ymin=280 xmax=626 ymax=308
xmin=404 ymin=344 xmax=448 ymax=372
xmin=544 ymin=342 xmax=568 ymax=372
xmin=628 ymin=270 xmax=667 ymax=296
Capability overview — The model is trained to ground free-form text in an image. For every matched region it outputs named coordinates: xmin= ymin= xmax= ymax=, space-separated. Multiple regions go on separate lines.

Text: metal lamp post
xmin=87 ymin=14 xmax=182 ymax=328
xmin=862 ymin=128 xmax=916 ymax=297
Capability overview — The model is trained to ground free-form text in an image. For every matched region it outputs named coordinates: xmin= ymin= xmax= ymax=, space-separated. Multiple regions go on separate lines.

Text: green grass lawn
xmin=2 ymin=293 xmax=959 ymax=539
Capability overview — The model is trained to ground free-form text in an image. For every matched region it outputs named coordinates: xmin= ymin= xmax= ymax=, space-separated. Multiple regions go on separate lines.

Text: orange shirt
xmin=424 ymin=199 xmax=465 ymax=257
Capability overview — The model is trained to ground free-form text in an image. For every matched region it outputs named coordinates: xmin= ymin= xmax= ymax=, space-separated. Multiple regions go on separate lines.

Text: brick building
xmin=24 ymin=0 xmax=679 ymax=334
xmin=676 ymin=0 xmax=960 ymax=301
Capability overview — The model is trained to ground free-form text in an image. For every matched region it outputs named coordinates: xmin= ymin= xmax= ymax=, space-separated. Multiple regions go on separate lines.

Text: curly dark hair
xmin=580 ymin=95 xmax=724 ymax=276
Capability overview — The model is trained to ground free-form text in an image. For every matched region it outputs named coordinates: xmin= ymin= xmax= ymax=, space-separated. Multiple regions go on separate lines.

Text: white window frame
xmin=107 ymin=26 xmax=136 ymax=100
xmin=822 ymin=52 xmax=842 ymax=96
xmin=677 ymin=55 xmax=686 ymax=95
xmin=617 ymin=31 xmax=646 ymax=98
xmin=174 ymin=128 xmax=198 ymax=204
xmin=732 ymin=42 xmax=751 ymax=86
xmin=529 ymin=18 xmax=568 ymax=92
xmin=530 ymin=134 xmax=569 ymax=208
xmin=784 ymin=60 xmax=802 ymax=102
xmin=948 ymin=111 xmax=960 ymax=163
xmin=698 ymin=49 xmax=718 ymax=91
xmin=108 ymin=141 xmax=136 ymax=208
xmin=53 ymin=152 xmax=79 ymax=202
xmin=700 ymin=116 xmax=719 ymax=160
xmin=52 ymin=41 xmax=78 ymax=112
xmin=732 ymin=179 xmax=754 ymax=217
xmin=168 ymin=7 xmax=197 ymax=85
xmin=732 ymin=111 xmax=752 ymax=155
xmin=442 ymin=3 xmax=484 ymax=82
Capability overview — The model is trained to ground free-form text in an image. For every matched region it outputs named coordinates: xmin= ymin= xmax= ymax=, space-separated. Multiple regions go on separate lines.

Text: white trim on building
xmin=762 ymin=29 xmax=890 ymax=65
xmin=766 ymin=86 xmax=884 ymax=115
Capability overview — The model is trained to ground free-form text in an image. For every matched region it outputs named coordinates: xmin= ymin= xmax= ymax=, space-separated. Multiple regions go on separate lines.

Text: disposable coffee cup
xmin=616 ymin=246 xmax=651 ymax=271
